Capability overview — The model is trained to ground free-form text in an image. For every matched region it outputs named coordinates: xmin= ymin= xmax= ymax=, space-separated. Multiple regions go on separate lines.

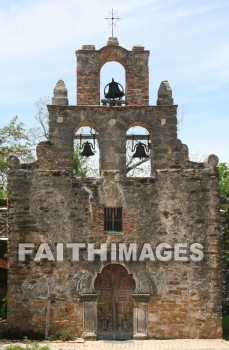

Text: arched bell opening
xmin=74 ymin=123 xmax=100 ymax=177
xmin=126 ymin=124 xmax=151 ymax=177
xmin=100 ymin=62 xmax=126 ymax=106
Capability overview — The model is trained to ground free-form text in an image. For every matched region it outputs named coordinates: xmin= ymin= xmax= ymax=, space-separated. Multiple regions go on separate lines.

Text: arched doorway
xmin=94 ymin=264 xmax=135 ymax=340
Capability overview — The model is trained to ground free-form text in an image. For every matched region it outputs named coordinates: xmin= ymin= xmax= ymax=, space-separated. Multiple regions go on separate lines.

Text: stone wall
xmin=8 ymin=102 xmax=222 ymax=339
xmin=76 ymin=38 xmax=149 ymax=106
xmin=0 ymin=206 xmax=7 ymax=309
xmin=45 ymin=105 xmax=187 ymax=174
xmin=6 ymin=38 xmax=223 ymax=340
xmin=0 ymin=208 xmax=7 ymax=238
xmin=7 ymin=149 xmax=222 ymax=339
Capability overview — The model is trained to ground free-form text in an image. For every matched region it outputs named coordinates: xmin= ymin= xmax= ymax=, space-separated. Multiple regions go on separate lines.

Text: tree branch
xmin=126 ymin=158 xmax=149 ymax=174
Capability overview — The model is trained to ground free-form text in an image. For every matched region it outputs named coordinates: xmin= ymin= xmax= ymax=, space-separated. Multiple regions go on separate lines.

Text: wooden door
xmin=95 ymin=264 xmax=135 ymax=340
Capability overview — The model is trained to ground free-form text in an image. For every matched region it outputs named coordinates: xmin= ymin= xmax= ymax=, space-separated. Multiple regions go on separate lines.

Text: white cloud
xmin=0 ymin=0 xmax=159 ymax=62
xmin=0 ymin=0 xmax=228 ymax=162
xmin=0 ymin=1 xmax=87 ymax=60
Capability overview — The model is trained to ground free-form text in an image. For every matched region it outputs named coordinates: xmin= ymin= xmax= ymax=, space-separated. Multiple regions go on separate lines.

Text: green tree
xmin=0 ymin=98 xmax=90 ymax=200
xmin=31 ymin=97 xmax=90 ymax=177
xmin=0 ymin=117 xmax=34 ymax=199
xmin=218 ymin=163 xmax=229 ymax=262
xmin=73 ymin=144 xmax=89 ymax=177
xmin=29 ymin=96 xmax=50 ymax=144
xmin=219 ymin=163 xmax=229 ymax=199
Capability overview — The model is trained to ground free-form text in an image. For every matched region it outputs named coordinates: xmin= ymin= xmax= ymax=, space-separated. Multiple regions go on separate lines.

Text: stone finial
xmin=52 ymin=80 xmax=69 ymax=105
xmin=157 ymin=80 xmax=173 ymax=105
xmin=207 ymin=154 xmax=219 ymax=168
xmin=107 ymin=37 xmax=119 ymax=46
xmin=8 ymin=155 xmax=20 ymax=169
xmin=82 ymin=45 xmax=95 ymax=50
xmin=132 ymin=44 xmax=145 ymax=51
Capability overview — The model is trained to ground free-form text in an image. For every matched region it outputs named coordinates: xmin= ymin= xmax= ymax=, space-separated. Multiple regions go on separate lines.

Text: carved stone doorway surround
xmin=95 ymin=264 xmax=135 ymax=340
xmin=79 ymin=262 xmax=153 ymax=340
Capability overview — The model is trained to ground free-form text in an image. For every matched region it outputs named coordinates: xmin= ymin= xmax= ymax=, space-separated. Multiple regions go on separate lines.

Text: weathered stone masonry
xmin=76 ymin=37 xmax=149 ymax=106
xmin=0 ymin=207 xmax=7 ymax=238
xmin=0 ymin=203 xmax=7 ymax=311
xmin=7 ymin=37 xmax=223 ymax=340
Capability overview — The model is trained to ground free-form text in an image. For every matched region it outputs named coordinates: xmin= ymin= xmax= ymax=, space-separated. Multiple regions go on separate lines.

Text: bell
xmin=132 ymin=142 xmax=149 ymax=159
xmin=80 ymin=141 xmax=95 ymax=157
xmin=105 ymin=78 xmax=125 ymax=100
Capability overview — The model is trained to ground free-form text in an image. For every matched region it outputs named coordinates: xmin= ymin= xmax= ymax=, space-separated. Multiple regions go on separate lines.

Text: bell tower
xmin=6 ymin=31 xmax=222 ymax=343
xmin=76 ymin=37 xmax=149 ymax=105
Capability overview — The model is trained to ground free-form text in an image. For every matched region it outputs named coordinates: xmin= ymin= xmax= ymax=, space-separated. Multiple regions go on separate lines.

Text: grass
xmin=5 ymin=341 xmax=50 ymax=350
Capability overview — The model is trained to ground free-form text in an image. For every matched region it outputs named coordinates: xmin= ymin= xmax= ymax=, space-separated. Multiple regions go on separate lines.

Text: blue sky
xmin=0 ymin=0 xmax=228 ymax=162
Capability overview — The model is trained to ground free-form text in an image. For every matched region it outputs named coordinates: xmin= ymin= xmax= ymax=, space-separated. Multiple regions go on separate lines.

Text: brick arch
xmin=126 ymin=122 xmax=151 ymax=134
xmin=74 ymin=121 xmax=99 ymax=134
xmin=99 ymin=46 xmax=127 ymax=107
xmin=76 ymin=43 xmax=149 ymax=106
xmin=99 ymin=45 xmax=128 ymax=68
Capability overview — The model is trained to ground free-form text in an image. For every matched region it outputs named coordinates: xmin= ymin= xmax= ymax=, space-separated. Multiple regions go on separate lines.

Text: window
xmin=104 ymin=208 xmax=123 ymax=233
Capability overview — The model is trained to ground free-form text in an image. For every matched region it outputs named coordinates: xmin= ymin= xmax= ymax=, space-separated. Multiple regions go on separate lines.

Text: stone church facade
xmin=7 ymin=37 xmax=223 ymax=339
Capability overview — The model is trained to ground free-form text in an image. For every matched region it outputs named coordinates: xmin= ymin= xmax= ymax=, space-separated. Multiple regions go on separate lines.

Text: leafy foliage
xmin=224 ymin=206 xmax=229 ymax=263
xmin=5 ymin=341 xmax=49 ymax=350
xmin=218 ymin=163 xmax=229 ymax=262
xmin=223 ymin=315 xmax=229 ymax=339
xmin=48 ymin=329 xmax=75 ymax=341
xmin=73 ymin=144 xmax=89 ymax=177
xmin=219 ymin=163 xmax=229 ymax=199
xmin=0 ymin=100 xmax=91 ymax=200
xmin=0 ymin=116 xmax=34 ymax=197
xmin=0 ymin=325 xmax=44 ymax=340
xmin=0 ymin=187 xmax=7 ymax=200
xmin=31 ymin=97 xmax=90 ymax=177
xmin=1 ymin=297 xmax=7 ymax=320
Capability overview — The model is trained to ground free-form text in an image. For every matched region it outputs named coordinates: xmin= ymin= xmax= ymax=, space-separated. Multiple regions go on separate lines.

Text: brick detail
xmin=6 ymin=39 xmax=223 ymax=341
xmin=76 ymin=41 xmax=149 ymax=106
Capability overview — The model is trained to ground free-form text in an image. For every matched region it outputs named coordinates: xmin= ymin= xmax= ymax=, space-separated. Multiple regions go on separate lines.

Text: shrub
xmin=1 ymin=297 xmax=7 ymax=320
xmin=223 ymin=315 xmax=229 ymax=339
xmin=0 ymin=324 xmax=44 ymax=340
xmin=48 ymin=329 xmax=75 ymax=341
